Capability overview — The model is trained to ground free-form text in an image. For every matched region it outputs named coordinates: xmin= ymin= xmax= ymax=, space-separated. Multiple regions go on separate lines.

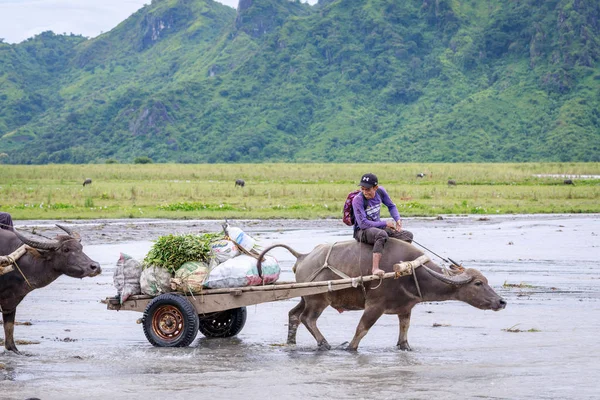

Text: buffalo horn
xmin=421 ymin=265 xmax=473 ymax=286
xmin=56 ymin=224 xmax=81 ymax=240
xmin=13 ymin=230 xmax=60 ymax=250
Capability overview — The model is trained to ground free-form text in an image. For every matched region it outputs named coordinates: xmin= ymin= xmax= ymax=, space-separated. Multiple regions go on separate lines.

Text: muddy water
xmin=1 ymin=215 xmax=599 ymax=400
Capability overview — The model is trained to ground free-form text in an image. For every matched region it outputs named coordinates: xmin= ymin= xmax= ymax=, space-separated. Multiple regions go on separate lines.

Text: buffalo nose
xmin=90 ymin=262 xmax=102 ymax=274
xmin=499 ymin=298 xmax=507 ymax=308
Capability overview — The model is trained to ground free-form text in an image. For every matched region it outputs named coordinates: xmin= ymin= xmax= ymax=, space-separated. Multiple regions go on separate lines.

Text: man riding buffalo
xmin=352 ymin=173 xmax=413 ymax=277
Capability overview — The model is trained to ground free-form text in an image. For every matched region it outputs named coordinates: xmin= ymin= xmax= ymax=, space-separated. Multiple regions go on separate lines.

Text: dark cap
xmin=359 ymin=173 xmax=378 ymax=188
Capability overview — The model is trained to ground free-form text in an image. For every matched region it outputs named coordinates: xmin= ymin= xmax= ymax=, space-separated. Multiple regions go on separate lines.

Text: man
xmin=0 ymin=212 xmax=14 ymax=231
xmin=352 ymin=173 xmax=413 ymax=277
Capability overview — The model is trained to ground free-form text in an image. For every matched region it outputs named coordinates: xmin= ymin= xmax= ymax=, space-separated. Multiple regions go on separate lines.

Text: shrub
xmin=134 ymin=156 xmax=153 ymax=164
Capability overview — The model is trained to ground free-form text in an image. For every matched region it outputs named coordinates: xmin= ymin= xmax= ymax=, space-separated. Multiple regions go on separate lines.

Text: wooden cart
xmin=103 ymin=272 xmax=397 ymax=348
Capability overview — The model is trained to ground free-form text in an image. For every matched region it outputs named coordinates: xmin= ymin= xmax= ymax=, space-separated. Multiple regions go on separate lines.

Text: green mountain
xmin=0 ymin=0 xmax=599 ymax=164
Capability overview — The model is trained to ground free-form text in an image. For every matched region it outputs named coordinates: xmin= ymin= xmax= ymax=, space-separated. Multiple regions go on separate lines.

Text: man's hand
xmin=395 ymin=220 xmax=403 ymax=231
xmin=385 ymin=220 xmax=396 ymax=229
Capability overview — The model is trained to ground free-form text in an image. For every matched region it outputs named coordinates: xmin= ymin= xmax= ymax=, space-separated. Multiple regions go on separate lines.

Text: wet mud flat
xmin=1 ymin=214 xmax=599 ymax=400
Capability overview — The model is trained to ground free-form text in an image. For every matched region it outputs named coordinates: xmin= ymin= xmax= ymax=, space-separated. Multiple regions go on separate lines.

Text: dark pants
xmin=354 ymin=227 xmax=413 ymax=254
xmin=0 ymin=212 xmax=14 ymax=231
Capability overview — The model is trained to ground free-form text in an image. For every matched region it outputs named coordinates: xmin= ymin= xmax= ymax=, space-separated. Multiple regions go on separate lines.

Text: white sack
xmin=140 ymin=265 xmax=172 ymax=296
xmin=204 ymin=254 xmax=280 ymax=289
xmin=171 ymin=261 xmax=210 ymax=293
xmin=113 ymin=252 xmax=142 ymax=304
xmin=210 ymin=239 xmax=240 ymax=263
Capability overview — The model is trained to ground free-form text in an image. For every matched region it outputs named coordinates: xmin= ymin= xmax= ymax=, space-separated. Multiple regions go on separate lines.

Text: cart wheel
xmin=198 ymin=307 xmax=247 ymax=338
xmin=142 ymin=293 xmax=199 ymax=347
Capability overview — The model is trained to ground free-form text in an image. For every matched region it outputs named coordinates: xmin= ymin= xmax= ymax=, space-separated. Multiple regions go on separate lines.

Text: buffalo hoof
xmin=345 ymin=346 xmax=358 ymax=352
xmin=317 ymin=341 xmax=331 ymax=351
xmin=397 ymin=342 xmax=412 ymax=351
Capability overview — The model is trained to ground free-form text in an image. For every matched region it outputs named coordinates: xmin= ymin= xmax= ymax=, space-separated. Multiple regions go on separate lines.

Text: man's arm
xmin=379 ymin=187 xmax=402 ymax=228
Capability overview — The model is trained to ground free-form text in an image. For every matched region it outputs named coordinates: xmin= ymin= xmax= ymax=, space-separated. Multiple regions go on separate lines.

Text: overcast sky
xmin=0 ymin=0 xmax=246 ymax=44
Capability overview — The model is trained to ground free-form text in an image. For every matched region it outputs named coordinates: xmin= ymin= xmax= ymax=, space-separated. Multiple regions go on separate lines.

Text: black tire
xmin=142 ymin=293 xmax=199 ymax=347
xmin=198 ymin=307 xmax=247 ymax=338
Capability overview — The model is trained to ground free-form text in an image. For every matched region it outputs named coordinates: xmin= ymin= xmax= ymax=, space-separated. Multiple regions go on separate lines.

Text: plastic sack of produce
xmin=140 ymin=265 xmax=172 ymax=296
xmin=170 ymin=261 xmax=210 ymax=293
xmin=113 ymin=252 xmax=142 ymax=304
xmin=210 ymin=239 xmax=240 ymax=263
xmin=204 ymin=254 xmax=280 ymax=289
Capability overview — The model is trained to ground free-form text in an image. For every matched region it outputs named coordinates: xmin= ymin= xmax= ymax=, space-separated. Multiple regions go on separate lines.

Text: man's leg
xmin=387 ymin=227 xmax=413 ymax=243
xmin=355 ymin=228 xmax=389 ymax=276
xmin=372 ymin=252 xmax=384 ymax=277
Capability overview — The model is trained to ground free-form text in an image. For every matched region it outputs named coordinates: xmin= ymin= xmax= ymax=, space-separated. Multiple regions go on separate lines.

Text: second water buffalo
xmin=0 ymin=225 xmax=101 ymax=354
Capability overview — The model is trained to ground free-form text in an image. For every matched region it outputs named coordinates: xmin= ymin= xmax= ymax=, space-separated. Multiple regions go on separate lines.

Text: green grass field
xmin=0 ymin=163 xmax=598 ymax=220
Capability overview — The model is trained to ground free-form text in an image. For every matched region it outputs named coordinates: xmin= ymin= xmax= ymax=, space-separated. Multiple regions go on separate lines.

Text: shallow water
xmin=1 ymin=215 xmax=599 ymax=400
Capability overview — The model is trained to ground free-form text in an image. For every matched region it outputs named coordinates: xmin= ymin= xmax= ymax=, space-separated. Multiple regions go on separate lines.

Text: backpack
xmin=342 ymin=189 xmax=382 ymax=226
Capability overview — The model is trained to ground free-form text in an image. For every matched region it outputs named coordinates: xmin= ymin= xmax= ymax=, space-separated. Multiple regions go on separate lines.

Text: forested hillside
xmin=0 ymin=0 xmax=598 ymax=164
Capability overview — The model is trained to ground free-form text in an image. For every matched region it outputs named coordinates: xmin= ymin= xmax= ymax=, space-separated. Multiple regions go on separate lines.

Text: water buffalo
xmin=258 ymin=238 xmax=506 ymax=351
xmin=447 ymin=179 xmax=457 ymax=186
xmin=82 ymin=178 xmax=92 ymax=186
xmin=235 ymin=179 xmax=245 ymax=188
xmin=0 ymin=225 xmax=101 ymax=354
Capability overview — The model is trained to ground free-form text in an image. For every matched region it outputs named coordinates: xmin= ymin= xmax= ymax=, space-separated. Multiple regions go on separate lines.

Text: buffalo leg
xmin=396 ymin=312 xmax=412 ymax=351
xmin=2 ymin=310 xmax=20 ymax=354
xmin=287 ymin=298 xmax=305 ymax=345
xmin=347 ymin=306 xmax=385 ymax=351
xmin=300 ymin=296 xmax=330 ymax=350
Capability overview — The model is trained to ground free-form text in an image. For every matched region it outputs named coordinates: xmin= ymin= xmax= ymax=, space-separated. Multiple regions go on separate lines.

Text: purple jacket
xmin=352 ymin=186 xmax=401 ymax=230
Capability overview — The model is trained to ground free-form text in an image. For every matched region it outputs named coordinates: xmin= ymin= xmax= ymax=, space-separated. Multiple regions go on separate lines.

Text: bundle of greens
xmin=143 ymin=232 xmax=222 ymax=273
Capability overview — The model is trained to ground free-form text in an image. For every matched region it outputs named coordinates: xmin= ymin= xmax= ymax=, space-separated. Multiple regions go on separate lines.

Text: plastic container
xmin=227 ymin=226 xmax=256 ymax=252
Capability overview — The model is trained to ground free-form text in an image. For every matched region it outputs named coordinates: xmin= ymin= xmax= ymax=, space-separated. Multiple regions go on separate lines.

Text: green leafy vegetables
xmin=143 ymin=232 xmax=223 ymax=273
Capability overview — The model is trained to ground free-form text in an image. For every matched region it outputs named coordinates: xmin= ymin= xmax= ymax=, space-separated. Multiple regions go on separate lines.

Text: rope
xmin=12 ymin=258 xmax=33 ymax=289
xmin=370 ymin=278 xmax=383 ymax=290
xmin=0 ymin=245 xmax=33 ymax=288
xmin=393 ymin=255 xmax=430 ymax=299
xmin=356 ymin=232 xmax=368 ymax=297
xmin=411 ymin=239 xmax=450 ymax=264
xmin=412 ymin=240 xmax=464 ymax=272
xmin=411 ymin=263 xmax=423 ymax=299
xmin=306 ymin=242 xmax=368 ymax=297
xmin=306 ymin=242 xmax=350 ymax=282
